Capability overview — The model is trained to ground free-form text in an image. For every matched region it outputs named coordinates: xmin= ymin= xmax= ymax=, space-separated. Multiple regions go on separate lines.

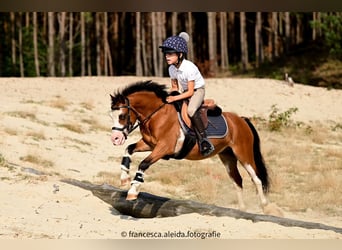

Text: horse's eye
xmin=119 ymin=114 xmax=126 ymax=120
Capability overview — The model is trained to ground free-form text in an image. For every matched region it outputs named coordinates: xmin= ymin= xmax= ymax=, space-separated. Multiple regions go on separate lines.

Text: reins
xmin=129 ymin=102 xmax=166 ymax=134
xmin=112 ymin=96 xmax=166 ymax=137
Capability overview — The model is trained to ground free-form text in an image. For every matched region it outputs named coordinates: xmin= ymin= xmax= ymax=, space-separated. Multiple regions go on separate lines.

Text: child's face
xmin=164 ymin=53 xmax=179 ymax=65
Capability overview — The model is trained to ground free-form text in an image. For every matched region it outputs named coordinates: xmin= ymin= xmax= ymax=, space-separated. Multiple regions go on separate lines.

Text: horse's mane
xmin=111 ymin=80 xmax=168 ymax=103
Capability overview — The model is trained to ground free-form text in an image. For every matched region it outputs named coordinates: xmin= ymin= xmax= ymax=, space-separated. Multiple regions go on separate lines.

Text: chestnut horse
xmin=110 ymin=80 xmax=270 ymax=211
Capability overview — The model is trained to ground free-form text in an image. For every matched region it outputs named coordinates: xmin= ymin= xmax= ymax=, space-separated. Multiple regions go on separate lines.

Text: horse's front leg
xmin=127 ymin=144 xmax=172 ymax=200
xmin=120 ymin=139 xmax=152 ymax=187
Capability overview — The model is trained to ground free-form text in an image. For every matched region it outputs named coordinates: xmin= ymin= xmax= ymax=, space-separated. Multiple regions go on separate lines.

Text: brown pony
xmin=110 ymin=80 xmax=270 ymax=212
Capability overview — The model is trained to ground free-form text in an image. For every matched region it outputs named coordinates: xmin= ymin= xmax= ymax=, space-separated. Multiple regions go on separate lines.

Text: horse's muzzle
xmin=111 ymin=130 xmax=126 ymax=145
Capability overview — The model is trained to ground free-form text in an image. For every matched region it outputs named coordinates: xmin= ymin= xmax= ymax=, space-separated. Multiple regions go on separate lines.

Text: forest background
xmin=1 ymin=12 xmax=341 ymax=89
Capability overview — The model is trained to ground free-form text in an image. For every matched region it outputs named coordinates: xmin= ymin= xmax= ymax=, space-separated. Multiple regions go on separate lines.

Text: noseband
xmin=111 ymin=97 xmax=166 ymax=138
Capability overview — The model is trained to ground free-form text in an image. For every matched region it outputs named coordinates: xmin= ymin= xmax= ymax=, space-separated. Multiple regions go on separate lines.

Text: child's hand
xmin=166 ymin=96 xmax=176 ymax=103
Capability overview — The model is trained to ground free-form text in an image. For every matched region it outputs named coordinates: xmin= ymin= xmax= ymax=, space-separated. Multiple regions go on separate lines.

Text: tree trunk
xmin=272 ymin=12 xmax=279 ymax=59
xmin=25 ymin=12 xmax=30 ymax=27
xmin=96 ymin=12 xmax=101 ymax=76
xmin=285 ymin=12 xmax=291 ymax=54
xmin=157 ymin=12 xmax=165 ymax=77
xmin=255 ymin=12 xmax=263 ymax=68
xmin=111 ymin=13 xmax=119 ymax=75
xmin=219 ymin=12 xmax=228 ymax=70
xmin=141 ymin=14 xmax=149 ymax=76
xmin=48 ymin=12 xmax=55 ymax=76
xmin=86 ymin=13 xmax=92 ymax=76
xmin=103 ymin=12 xmax=108 ymax=76
xmin=207 ymin=12 xmax=217 ymax=76
xmin=68 ymin=12 xmax=73 ymax=76
xmin=18 ymin=12 xmax=24 ymax=77
xmin=33 ymin=12 xmax=40 ymax=76
xmin=317 ymin=12 xmax=322 ymax=37
xmin=240 ymin=12 xmax=248 ymax=72
xmin=58 ymin=12 xmax=66 ymax=77
xmin=171 ymin=12 xmax=177 ymax=35
xmin=80 ymin=12 xmax=86 ymax=76
xmin=312 ymin=12 xmax=322 ymax=40
xmin=62 ymin=179 xmax=342 ymax=234
xmin=151 ymin=12 xmax=159 ymax=76
xmin=186 ymin=12 xmax=194 ymax=62
xmin=10 ymin=12 xmax=16 ymax=71
xmin=42 ymin=12 xmax=47 ymax=40
xmin=135 ymin=12 xmax=143 ymax=76
xmin=228 ymin=12 xmax=235 ymax=63
xmin=106 ymin=39 xmax=113 ymax=76
xmin=296 ymin=13 xmax=303 ymax=44
xmin=266 ymin=13 xmax=273 ymax=62
xmin=104 ymin=15 xmax=113 ymax=76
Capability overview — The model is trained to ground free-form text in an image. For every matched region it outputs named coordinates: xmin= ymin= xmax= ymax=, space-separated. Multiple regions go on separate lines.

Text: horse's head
xmin=110 ymin=81 xmax=169 ymax=145
xmin=110 ymin=94 xmax=138 ymax=146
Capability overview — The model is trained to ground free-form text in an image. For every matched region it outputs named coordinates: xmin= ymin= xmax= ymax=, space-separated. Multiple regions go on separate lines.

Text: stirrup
xmin=199 ymin=138 xmax=215 ymax=156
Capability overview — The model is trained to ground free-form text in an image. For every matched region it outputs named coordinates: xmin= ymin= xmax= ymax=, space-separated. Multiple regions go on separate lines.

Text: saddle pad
xmin=206 ymin=115 xmax=228 ymax=138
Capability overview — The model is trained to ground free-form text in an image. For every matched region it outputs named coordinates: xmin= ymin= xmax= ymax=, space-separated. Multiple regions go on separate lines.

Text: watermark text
xmin=121 ymin=230 xmax=221 ymax=239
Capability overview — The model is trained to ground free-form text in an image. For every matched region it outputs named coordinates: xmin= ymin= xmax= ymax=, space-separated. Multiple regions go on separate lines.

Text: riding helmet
xmin=159 ymin=32 xmax=189 ymax=54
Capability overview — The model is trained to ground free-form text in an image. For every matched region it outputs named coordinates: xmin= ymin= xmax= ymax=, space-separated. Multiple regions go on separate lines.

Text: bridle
xmin=110 ymin=97 xmax=166 ymax=139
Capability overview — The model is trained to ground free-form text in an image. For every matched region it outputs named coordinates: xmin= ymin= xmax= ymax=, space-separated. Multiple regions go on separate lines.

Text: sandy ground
xmin=0 ymin=76 xmax=341 ymax=239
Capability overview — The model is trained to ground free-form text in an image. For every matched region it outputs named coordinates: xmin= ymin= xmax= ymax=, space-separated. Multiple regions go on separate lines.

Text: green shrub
xmin=268 ymin=105 xmax=298 ymax=131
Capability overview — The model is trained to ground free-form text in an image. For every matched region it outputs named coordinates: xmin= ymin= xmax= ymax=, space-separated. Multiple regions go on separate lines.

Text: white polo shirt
xmin=168 ymin=59 xmax=205 ymax=91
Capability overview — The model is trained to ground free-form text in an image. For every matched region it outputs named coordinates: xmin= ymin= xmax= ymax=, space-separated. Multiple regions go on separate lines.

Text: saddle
xmin=164 ymin=93 xmax=227 ymax=160
xmin=170 ymin=91 xmax=222 ymax=129
xmin=184 ymin=99 xmax=221 ymax=128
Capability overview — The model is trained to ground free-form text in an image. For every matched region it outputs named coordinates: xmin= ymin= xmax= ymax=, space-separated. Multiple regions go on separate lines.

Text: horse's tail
xmin=243 ymin=117 xmax=270 ymax=193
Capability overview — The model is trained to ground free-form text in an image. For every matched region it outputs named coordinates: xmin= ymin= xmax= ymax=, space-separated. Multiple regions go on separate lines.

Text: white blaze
xmin=110 ymin=109 xmax=127 ymax=146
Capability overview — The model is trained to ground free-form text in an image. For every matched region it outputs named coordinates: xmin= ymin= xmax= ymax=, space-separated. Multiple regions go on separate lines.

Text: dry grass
xmin=5 ymin=110 xmax=37 ymax=120
xmin=59 ymin=122 xmax=84 ymax=133
xmin=19 ymin=153 xmax=54 ymax=168
xmin=258 ymin=122 xmax=342 ymax=215
xmin=21 ymin=99 xmax=44 ymax=105
xmin=65 ymin=137 xmax=91 ymax=146
xmin=80 ymin=100 xmax=95 ymax=110
xmin=98 ymin=120 xmax=342 ymax=216
xmin=26 ymin=130 xmax=46 ymax=141
xmin=4 ymin=127 xmax=18 ymax=136
xmin=81 ymin=117 xmax=108 ymax=132
xmin=4 ymin=110 xmax=49 ymax=126
xmin=96 ymin=171 xmax=117 ymax=184
xmin=48 ymin=96 xmax=70 ymax=110
xmin=0 ymin=153 xmax=14 ymax=171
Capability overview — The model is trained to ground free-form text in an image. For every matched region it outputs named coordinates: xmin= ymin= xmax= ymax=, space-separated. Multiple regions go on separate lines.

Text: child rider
xmin=159 ymin=32 xmax=215 ymax=156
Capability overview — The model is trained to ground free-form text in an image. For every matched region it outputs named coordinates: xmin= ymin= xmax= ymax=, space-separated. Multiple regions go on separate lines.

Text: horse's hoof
xmin=120 ymin=177 xmax=131 ymax=187
xmin=126 ymin=193 xmax=138 ymax=200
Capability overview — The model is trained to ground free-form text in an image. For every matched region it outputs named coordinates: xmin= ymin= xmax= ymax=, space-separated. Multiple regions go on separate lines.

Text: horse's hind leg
xmin=232 ymin=145 xmax=268 ymax=207
xmin=219 ymin=148 xmax=246 ymax=211
xmin=242 ymin=162 xmax=268 ymax=207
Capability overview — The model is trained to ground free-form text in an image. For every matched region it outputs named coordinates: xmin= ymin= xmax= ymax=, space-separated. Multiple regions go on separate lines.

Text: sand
xmin=0 ymin=76 xmax=341 ymax=239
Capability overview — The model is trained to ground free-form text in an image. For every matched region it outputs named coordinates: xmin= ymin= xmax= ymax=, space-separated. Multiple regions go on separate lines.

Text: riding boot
xmin=190 ymin=112 xmax=215 ymax=156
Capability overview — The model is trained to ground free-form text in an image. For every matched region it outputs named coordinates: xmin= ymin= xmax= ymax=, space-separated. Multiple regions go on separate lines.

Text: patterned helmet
xmin=159 ymin=32 xmax=189 ymax=54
